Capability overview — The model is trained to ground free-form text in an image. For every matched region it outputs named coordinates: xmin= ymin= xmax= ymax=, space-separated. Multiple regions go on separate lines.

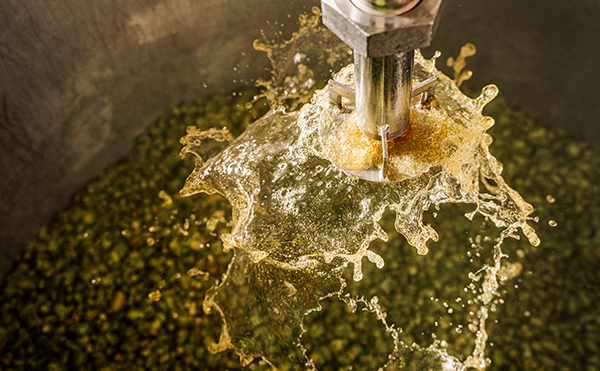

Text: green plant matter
xmin=0 ymin=86 xmax=598 ymax=370
xmin=0 ymin=90 xmax=268 ymax=370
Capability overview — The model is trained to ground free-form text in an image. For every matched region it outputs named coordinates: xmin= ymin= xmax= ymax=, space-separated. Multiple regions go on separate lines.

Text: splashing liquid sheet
xmin=179 ymin=10 xmax=539 ymax=371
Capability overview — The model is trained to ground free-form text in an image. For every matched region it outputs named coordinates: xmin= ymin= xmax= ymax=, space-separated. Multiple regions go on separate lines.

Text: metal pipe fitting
xmin=322 ymin=0 xmax=445 ymax=141
xmin=354 ymin=51 xmax=414 ymax=140
xmin=350 ymin=0 xmax=420 ymax=15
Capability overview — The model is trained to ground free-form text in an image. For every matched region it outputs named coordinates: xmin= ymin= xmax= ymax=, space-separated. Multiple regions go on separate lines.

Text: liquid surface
xmin=180 ymin=44 xmax=539 ymax=368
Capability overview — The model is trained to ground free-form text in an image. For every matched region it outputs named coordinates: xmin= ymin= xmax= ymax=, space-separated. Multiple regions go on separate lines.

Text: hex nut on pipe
xmin=322 ymin=0 xmax=446 ymax=57
xmin=350 ymin=0 xmax=421 ymax=15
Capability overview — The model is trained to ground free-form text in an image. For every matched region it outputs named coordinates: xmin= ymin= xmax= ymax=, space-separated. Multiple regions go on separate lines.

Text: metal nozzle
xmin=354 ymin=51 xmax=414 ymax=141
xmin=322 ymin=0 xmax=444 ymax=181
xmin=322 ymin=0 xmax=445 ymax=141
xmin=350 ymin=0 xmax=420 ymax=15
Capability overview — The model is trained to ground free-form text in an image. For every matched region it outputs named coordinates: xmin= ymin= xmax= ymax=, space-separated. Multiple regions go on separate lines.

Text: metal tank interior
xmin=0 ymin=0 xmax=599 ymax=369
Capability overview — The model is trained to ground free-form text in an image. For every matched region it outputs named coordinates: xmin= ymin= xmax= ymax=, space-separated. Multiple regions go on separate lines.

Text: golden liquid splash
xmin=179 ymin=13 xmax=539 ymax=370
xmin=250 ymin=7 xmax=353 ymax=111
xmin=447 ymin=42 xmax=477 ymax=87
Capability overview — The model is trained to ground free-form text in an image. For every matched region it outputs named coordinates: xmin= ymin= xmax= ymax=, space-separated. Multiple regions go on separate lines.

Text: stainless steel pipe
xmin=350 ymin=0 xmax=420 ymax=14
xmin=354 ymin=51 xmax=414 ymax=140
xmin=322 ymin=0 xmax=445 ymax=141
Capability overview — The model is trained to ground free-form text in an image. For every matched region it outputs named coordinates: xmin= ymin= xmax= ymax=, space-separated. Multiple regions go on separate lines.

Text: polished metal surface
xmin=380 ymin=124 xmax=390 ymax=181
xmin=324 ymin=74 xmax=438 ymax=183
xmin=322 ymin=0 xmax=445 ymax=143
xmin=354 ymin=51 xmax=414 ymax=140
xmin=322 ymin=0 xmax=444 ymax=181
xmin=411 ymin=75 xmax=437 ymax=105
xmin=328 ymin=75 xmax=437 ymax=108
xmin=328 ymin=79 xmax=356 ymax=111
xmin=322 ymin=0 xmax=445 ymax=57
xmin=350 ymin=0 xmax=420 ymax=15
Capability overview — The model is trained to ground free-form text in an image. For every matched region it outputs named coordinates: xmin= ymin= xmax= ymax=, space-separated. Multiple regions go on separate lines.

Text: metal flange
xmin=322 ymin=0 xmax=446 ymax=57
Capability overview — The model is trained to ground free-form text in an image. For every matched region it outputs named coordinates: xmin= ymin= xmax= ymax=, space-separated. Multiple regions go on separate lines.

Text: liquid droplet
xmin=148 ymin=290 xmax=162 ymax=302
xmin=158 ymin=190 xmax=173 ymax=206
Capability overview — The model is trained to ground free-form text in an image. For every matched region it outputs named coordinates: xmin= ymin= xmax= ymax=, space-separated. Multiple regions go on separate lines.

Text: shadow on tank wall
xmin=1 ymin=0 xmax=599 ymax=282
